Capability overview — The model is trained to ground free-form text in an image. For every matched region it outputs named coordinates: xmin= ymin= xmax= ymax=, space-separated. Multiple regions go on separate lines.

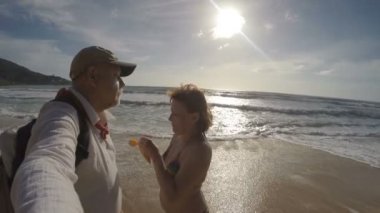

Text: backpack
xmin=0 ymin=89 xmax=90 ymax=213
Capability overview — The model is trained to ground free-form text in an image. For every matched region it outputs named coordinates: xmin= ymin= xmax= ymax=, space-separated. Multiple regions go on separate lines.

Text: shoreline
xmin=1 ymin=116 xmax=380 ymax=212
xmin=1 ymin=115 xmax=379 ymax=170
xmin=114 ymin=134 xmax=380 ymax=213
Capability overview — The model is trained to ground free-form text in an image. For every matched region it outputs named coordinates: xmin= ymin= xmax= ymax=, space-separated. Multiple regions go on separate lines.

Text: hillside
xmin=0 ymin=58 xmax=70 ymax=85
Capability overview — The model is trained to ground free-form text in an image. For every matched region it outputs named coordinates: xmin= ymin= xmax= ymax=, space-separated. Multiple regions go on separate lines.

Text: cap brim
xmin=111 ymin=61 xmax=137 ymax=77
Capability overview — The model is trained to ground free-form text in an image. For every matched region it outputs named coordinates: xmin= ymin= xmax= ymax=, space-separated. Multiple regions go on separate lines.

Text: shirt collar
xmin=68 ymin=87 xmax=101 ymax=126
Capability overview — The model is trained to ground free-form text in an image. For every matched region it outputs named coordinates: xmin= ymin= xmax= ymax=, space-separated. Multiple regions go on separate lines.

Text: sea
xmin=0 ymin=85 xmax=379 ymax=168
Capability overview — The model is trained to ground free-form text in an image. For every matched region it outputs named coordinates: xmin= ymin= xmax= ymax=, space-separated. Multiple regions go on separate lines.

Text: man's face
xmin=93 ymin=63 xmax=125 ymax=109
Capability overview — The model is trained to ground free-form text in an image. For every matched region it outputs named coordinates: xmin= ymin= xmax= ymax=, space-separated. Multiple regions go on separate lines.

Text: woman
xmin=138 ymin=84 xmax=213 ymax=213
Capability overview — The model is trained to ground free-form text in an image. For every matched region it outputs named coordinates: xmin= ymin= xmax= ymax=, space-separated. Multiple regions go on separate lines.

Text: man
xmin=10 ymin=46 xmax=136 ymax=213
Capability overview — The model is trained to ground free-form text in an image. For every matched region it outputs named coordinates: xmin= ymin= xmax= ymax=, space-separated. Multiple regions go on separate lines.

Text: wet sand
xmin=1 ymin=116 xmax=380 ymax=213
xmin=115 ymin=135 xmax=380 ymax=213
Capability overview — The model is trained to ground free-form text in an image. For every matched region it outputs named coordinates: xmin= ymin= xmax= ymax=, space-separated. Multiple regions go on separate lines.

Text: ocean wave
xmin=252 ymin=121 xmax=380 ymax=129
xmin=209 ymin=90 xmax=380 ymax=109
xmin=20 ymin=88 xmax=59 ymax=92
xmin=212 ymin=103 xmax=380 ymax=119
xmin=118 ymin=99 xmax=380 ymax=119
xmin=120 ymin=100 xmax=169 ymax=106
xmin=275 ymin=131 xmax=380 ymax=138
xmin=0 ymin=108 xmax=37 ymax=119
xmin=0 ymin=96 xmax=51 ymax=101
xmin=123 ymin=86 xmax=170 ymax=95
xmin=274 ymin=135 xmax=380 ymax=168
xmin=0 ymin=91 xmax=55 ymax=99
xmin=124 ymin=90 xmax=167 ymax=96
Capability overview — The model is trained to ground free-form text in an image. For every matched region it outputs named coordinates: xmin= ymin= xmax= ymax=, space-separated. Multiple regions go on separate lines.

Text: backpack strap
xmin=9 ymin=89 xmax=90 ymax=187
xmin=0 ymin=158 xmax=14 ymax=212
xmin=53 ymin=89 xmax=90 ymax=167
xmin=12 ymin=119 xmax=37 ymax=179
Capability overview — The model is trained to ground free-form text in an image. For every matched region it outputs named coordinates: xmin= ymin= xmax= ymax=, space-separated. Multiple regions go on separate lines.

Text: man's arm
xmin=11 ymin=102 xmax=84 ymax=213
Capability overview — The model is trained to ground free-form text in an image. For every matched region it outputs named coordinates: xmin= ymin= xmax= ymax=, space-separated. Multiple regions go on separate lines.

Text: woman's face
xmin=168 ymin=99 xmax=197 ymax=135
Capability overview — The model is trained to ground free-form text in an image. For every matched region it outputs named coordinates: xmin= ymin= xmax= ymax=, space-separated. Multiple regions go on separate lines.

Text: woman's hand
xmin=138 ymin=137 xmax=160 ymax=163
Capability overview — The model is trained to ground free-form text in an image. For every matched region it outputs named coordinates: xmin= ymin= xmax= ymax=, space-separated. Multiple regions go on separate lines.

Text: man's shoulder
xmin=38 ymin=101 xmax=80 ymax=124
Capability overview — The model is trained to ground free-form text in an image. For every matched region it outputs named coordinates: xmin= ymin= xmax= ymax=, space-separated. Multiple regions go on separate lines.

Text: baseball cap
xmin=70 ymin=46 xmax=137 ymax=80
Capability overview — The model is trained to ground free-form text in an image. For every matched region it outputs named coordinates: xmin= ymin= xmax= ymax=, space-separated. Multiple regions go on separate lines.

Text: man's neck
xmin=98 ymin=111 xmax=108 ymax=124
xmin=73 ymin=84 xmax=104 ymax=113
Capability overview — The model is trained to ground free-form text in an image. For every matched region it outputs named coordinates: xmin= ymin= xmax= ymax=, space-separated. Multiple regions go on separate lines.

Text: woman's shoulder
xmin=183 ymin=138 xmax=212 ymax=160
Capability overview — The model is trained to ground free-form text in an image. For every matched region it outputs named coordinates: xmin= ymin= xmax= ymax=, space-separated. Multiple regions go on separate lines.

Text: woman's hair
xmin=168 ymin=84 xmax=213 ymax=133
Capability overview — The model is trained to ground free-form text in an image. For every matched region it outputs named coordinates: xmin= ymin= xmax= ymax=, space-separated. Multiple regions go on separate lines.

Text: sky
xmin=0 ymin=0 xmax=379 ymax=102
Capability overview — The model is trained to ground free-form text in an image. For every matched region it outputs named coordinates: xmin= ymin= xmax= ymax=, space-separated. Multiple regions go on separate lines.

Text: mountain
xmin=0 ymin=58 xmax=70 ymax=85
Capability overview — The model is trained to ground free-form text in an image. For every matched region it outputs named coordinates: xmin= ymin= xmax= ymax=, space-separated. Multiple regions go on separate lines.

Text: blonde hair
xmin=168 ymin=84 xmax=213 ymax=133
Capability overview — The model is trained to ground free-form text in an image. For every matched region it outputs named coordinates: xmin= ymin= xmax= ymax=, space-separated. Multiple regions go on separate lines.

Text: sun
xmin=213 ymin=8 xmax=245 ymax=39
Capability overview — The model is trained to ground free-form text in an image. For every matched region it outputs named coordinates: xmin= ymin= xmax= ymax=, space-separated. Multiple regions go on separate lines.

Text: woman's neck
xmin=179 ymin=131 xmax=203 ymax=144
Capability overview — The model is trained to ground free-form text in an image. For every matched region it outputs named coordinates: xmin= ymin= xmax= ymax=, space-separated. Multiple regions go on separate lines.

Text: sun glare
xmin=213 ymin=8 xmax=245 ymax=39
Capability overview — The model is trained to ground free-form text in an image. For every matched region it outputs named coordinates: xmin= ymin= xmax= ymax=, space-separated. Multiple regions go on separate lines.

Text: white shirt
xmin=11 ymin=88 xmax=122 ymax=213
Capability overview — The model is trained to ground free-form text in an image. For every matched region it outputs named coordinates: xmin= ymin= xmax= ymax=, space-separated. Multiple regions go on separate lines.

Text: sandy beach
xmin=115 ymin=134 xmax=380 ymax=213
xmin=1 ymin=116 xmax=380 ymax=213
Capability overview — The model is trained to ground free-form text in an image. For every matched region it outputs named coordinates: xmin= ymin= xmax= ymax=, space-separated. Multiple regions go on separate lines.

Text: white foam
xmin=275 ymin=134 xmax=380 ymax=168
xmin=0 ymin=108 xmax=37 ymax=119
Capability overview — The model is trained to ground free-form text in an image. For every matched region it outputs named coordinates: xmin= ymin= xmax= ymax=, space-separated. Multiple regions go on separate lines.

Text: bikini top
xmin=162 ymin=145 xmax=181 ymax=175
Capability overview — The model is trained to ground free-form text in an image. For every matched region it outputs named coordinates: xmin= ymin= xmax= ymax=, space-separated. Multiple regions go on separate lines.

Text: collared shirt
xmin=11 ymin=87 xmax=122 ymax=213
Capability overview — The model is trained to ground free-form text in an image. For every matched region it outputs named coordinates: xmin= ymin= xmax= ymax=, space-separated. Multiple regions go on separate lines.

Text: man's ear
xmin=86 ymin=66 xmax=97 ymax=85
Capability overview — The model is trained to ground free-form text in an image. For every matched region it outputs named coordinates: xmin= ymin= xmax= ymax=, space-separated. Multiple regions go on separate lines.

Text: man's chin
xmin=113 ymin=100 xmax=121 ymax=107
xmin=107 ymin=99 xmax=120 ymax=108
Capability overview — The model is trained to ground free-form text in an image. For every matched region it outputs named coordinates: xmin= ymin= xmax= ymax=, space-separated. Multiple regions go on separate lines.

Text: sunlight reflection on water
xmin=207 ymin=95 xmax=251 ymax=106
xmin=210 ymin=107 xmax=249 ymax=136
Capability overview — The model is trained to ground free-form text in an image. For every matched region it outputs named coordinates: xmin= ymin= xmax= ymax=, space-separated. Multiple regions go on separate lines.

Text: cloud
xmin=130 ymin=55 xmax=151 ymax=63
xmin=9 ymin=0 xmax=207 ymax=62
xmin=329 ymin=59 xmax=380 ymax=82
xmin=196 ymin=30 xmax=204 ymax=38
xmin=142 ymin=0 xmax=191 ymax=10
xmin=12 ymin=1 xmax=167 ymax=53
xmin=284 ymin=10 xmax=299 ymax=23
xmin=294 ymin=63 xmax=305 ymax=71
xmin=18 ymin=0 xmax=76 ymax=23
xmin=218 ymin=43 xmax=230 ymax=50
xmin=0 ymin=3 xmax=13 ymax=18
xmin=270 ymin=36 xmax=380 ymax=81
xmin=316 ymin=69 xmax=334 ymax=76
xmin=318 ymin=39 xmax=380 ymax=62
xmin=264 ymin=23 xmax=274 ymax=31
